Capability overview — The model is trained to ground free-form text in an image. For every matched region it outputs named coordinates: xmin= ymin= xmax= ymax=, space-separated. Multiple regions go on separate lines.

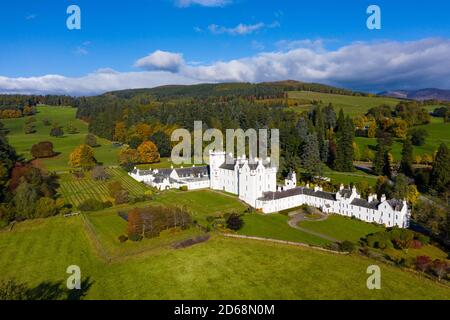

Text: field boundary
xmin=221 ymin=233 xmax=348 ymax=254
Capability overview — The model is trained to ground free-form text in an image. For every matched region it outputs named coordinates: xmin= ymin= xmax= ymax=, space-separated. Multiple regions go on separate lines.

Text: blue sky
xmin=1 ymin=0 xmax=450 ymax=95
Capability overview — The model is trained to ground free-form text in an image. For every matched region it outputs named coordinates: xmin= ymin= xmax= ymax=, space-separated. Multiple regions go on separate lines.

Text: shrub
xmin=431 ymin=259 xmax=449 ymax=281
xmin=118 ymin=235 xmax=128 ymax=243
xmin=409 ymin=239 xmax=422 ymax=249
xmin=340 ymin=240 xmax=357 ymax=253
xmin=108 ymin=181 xmax=123 ymax=198
xmin=31 ymin=141 xmax=56 ymax=159
xmin=226 ymin=213 xmax=244 ymax=231
xmin=415 ymin=255 xmax=432 ymax=273
xmin=179 ymin=185 xmax=188 ymax=191
xmin=172 ymin=234 xmax=210 ymax=249
xmin=42 ymin=118 xmax=51 ymax=126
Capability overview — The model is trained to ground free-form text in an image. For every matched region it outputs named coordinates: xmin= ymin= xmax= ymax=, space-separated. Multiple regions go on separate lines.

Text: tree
xmin=410 ymin=128 xmax=428 ymax=146
xmin=13 ymin=178 xmax=39 ymax=219
xmin=432 ymin=260 xmax=449 ymax=281
xmin=50 ymin=125 xmax=64 ymax=138
xmin=108 ymin=181 xmax=124 ymax=198
xmin=85 ymin=133 xmax=98 ymax=147
xmin=91 ymin=165 xmax=110 ymax=181
xmin=226 ymin=213 xmax=244 ymax=231
xmin=128 ymin=134 xmax=143 ymax=149
xmin=24 ymin=122 xmax=36 ymax=134
xmin=137 ymin=141 xmax=160 ymax=164
xmin=0 ymin=280 xmax=29 ymax=300
xmin=301 ymin=133 xmax=322 ymax=178
xmin=35 ymin=197 xmax=58 ymax=218
xmin=430 ymin=143 xmax=450 ymax=193
xmin=334 ymin=115 xmax=354 ymax=172
xmin=66 ymin=123 xmax=80 ymax=134
xmin=113 ymin=121 xmax=127 ymax=142
xmin=415 ymin=255 xmax=432 ymax=273
xmin=118 ymin=146 xmax=140 ymax=170
xmin=367 ymin=120 xmax=377 ymax=138
xmin=150 ymin=131 xmax=171 ymax=158
xmin=392 ymin=174 xmax=409 ymax=199
xmin=31 ymin=141 xmax=56 ymax=158
xmin=399 ymin=136 xmax=414 ymax=177
xmin=69 ymin=144 xmax=96 ymax=170
xmin=406 ymin=185 xmax=420 ymax=205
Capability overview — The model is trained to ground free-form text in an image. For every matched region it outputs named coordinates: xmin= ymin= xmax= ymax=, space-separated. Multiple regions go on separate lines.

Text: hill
xmin=379 ymin=88 xmax=450 ymax=102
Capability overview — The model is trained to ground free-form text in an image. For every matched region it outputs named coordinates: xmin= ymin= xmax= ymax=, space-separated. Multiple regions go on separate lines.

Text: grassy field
xmin=0 ymin=215 xmax=449 ymax=299
xmin=298 ymin=215 xmax=384 ymax=242
xmin=288 ymin=91 xmax=400 ymax=116
xmin=239 ymin=214 xmax=331 ymax=246
xmin=58 ymin=167 xmax=150 ymax=207
xmin=153 ymin=189 xmax=248 ymax=224
xmin=355 ymin=118 xmax=450 ymax=162
xmin=1 ymin=106 xmax=120 ymax=171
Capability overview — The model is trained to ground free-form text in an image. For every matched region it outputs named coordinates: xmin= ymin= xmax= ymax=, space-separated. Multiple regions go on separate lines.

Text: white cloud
xmin=0 ymin=71 xmax=197 ymax=96
xmin=175 ymin=0 xmax=231 ymax=7
xmin=25 ymin=14 xmax=37 ymax=20
xmin=134 ymin=50 xmax=184 ymax=72
xmin=2 ymin=38 xmax=450 ymax=95
xmin=208 ymin=21 xmax=279 ymax=35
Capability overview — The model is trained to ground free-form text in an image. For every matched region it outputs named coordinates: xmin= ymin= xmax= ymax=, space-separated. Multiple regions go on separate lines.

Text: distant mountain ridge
xmin=379 ymin=88 xmax=450 ymax=102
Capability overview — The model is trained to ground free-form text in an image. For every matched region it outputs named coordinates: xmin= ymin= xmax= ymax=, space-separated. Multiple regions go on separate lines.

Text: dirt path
xmin=287 ymin=211 xmax=340 ymax=243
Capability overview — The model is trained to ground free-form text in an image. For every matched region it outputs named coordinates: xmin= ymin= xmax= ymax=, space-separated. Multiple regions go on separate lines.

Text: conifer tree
xmin=430 ymin=143 xmax=450 ymax=193
xmin=399 ymin=136 xmax=414 ymax=177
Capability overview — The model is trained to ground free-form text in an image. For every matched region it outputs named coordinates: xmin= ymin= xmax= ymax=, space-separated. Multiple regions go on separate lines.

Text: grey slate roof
xmin=339 ymin=189 xmax=352 ymax=198
xmin=387 ymin=199 xmax=404 ymax=211
xmin=258 ymin=187 xmax=336 ymax=201
xmin=351 ymin=198 xmax=380 ymax=209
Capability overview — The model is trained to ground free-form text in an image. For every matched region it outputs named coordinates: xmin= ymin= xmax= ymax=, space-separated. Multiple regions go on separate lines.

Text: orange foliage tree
xmin=137 ymin=141 xmax=160 ymax=164
xmin=69 ymin=144 xmax=96 ymax=170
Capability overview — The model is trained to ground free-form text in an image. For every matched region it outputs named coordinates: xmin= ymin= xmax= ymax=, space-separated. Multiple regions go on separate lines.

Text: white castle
xmin=130 ymin=151 xmax=411 ymax=228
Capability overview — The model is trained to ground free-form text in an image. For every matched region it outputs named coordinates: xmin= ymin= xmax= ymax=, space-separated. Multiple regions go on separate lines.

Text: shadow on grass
xmin=1 ymin=277 xmax=94 ymax=300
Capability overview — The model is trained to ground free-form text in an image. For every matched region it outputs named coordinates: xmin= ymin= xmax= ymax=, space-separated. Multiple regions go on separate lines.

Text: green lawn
xmin=153 ymin=189 xmax=248 ymax=224
xmin=239 ymin=213 xmax=331 ymax=246
xmin=58 ymin=167 xmax=150 ymax=207
xmin=298 ymin=215 xmax=384 ymax=242
xmin=1 ymin=106 xmax=120 ymax=171
xmin=288 ymin=91 xmax=400 ymax=117
xmin=355 ymin=118 xmax=450 ymax=162
xmin=0 ymin=215 xmax=449 ymax=299
xmin=323 ymin=166 xmax=378 ymax=187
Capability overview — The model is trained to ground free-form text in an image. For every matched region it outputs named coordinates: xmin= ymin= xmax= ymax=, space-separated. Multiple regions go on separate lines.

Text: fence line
xmin=221 ymin=233 xmax=349 ymax=255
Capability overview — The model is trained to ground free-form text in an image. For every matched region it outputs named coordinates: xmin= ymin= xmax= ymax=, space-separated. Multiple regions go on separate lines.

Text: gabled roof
xmin=351 ymin=198 xmax=380 ymax=209
xmin=387 ymin=199 xmax=404 ymax=211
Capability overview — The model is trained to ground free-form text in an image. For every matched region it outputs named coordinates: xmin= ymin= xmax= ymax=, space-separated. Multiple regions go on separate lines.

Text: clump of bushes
xmin=108 ymin=181 xmax=129 ymax=205
xmin=127 ymin=205 xmax=192 ymax=239
xmin=339 ymin=240 xmax=357 ymax=253
xmin=179 ymin=186 xmax=188 ymax=191
xmin=118 ymin=235 xmax=128 ymax=243
xmin=414 ymin=256 xmax=449 ymax=281
xmin=78 ymin=199 xmax=112 ymax=212
xmin=225 ymin=213 xmax=244 ymax=231
xmin=362 ymin=228 xmax=430 ymax=250
xmin=91 ymin=165 xmax=110 ymax=181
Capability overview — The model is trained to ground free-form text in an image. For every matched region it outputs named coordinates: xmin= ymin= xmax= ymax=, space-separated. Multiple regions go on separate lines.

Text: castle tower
xmin=209 ymin=150 xmax=226 ymax=189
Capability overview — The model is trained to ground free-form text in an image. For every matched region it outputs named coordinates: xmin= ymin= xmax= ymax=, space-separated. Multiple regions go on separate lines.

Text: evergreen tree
xmin=430 ymin=143 xmax=450 ymax=193
xmin=336 ymin=108 xmax=345 ymax=132
xmin=314 ymin=106 xmax=328 ymax=162
xmin=334 ymin=115 xmax=354 ymax=172
xmin=0 ymin=125 xmax=18 ymax=201
xmin=301 ymin=133 xmax=322 ymax=178
xmin=399 ymin=136 xmax=414 ymax=177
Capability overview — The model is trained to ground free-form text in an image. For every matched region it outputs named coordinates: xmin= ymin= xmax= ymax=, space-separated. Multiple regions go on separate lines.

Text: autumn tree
xmin=118 ymin=146 xmax=140 ymax=170
xmin=69 ymin=144 xmax=96 ymax=170
xmin=137 ymin=141 xmax=160 ymax=164
xmin=31 ymin=141 xmax=56 ymax=159
xmin=50 ymin=124 xmax=64 ymax=138
xmin=113 ymin=121 xmax=127 ymax=142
